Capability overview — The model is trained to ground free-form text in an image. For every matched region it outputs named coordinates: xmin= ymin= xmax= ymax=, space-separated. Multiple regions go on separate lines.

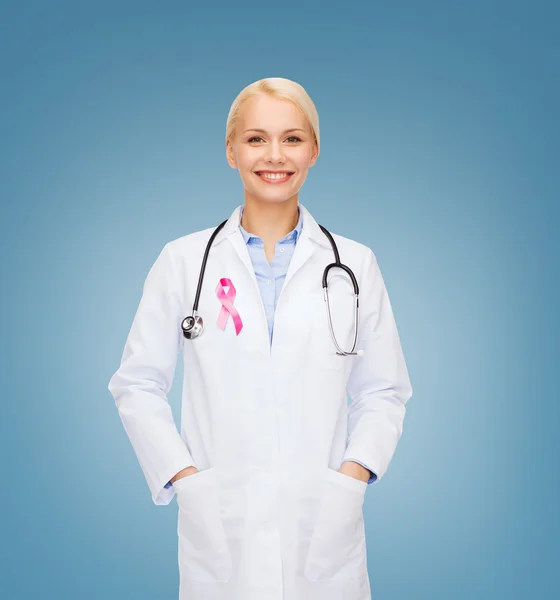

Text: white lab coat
xmin=108 ymin=203 xmax=413 ymax=600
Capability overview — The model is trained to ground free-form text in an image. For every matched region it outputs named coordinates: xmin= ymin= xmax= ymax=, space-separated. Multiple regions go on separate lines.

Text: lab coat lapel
xmin=281 ymin=203 xmax=331 ymax=295
xmin=281 ymin=227 xmax=314 ymax=294
xmin=213 ymin=205 xmax=252 ymax=282
xmin=212 ymin=206 xmax=268 ymax=351
xmin=227 ymin=227 xmax=270 ymax=347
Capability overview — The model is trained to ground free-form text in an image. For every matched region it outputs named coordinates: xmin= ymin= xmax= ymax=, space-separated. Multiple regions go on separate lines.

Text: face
xmin=226 ymin=93 xmax=319 ymax=206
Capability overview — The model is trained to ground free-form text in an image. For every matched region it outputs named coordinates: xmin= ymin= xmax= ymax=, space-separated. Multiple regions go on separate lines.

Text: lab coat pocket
xmin=304 ymin=467 xmax=367 ymax=581
xmin=175 ymin=467 xmax=233 ymax=583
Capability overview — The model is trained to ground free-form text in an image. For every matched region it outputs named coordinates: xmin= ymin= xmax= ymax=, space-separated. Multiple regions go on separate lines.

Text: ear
xmin=309 ymin=141 xmax=319 ymax=167
xmin=225 ymin=140 xmax=237 ymax=169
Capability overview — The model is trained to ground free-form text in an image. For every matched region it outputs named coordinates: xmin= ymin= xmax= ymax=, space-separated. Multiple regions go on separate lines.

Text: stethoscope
xmin=181 ymin=219 xmax=363 ymax=356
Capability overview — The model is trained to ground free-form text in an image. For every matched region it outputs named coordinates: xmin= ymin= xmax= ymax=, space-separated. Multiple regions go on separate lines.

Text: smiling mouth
xmin=254 ymin=171 xmax=295 ymax=183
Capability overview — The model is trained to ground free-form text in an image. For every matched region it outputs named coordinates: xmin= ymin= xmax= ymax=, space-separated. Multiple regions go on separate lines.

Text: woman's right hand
xmin=171 ymin=465 xmax=199 ymax=483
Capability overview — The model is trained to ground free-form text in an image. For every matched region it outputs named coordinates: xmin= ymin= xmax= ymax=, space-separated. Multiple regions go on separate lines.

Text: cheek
xmin=236 ymin=159 xmax=258 ymax=183
xmin=292 ymin=148 xmax=314 ymax=170
xmin=233 ymin=146 xmax=256 ymax=167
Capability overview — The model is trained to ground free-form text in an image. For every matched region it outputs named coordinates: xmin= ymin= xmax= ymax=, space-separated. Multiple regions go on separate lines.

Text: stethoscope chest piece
xmin=182 ymin=314 xmax=204 ymax=339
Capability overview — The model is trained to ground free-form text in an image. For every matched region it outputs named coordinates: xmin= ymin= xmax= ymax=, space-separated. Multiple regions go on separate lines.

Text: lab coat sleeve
xmin=343 ymin=248 xmax=413 ymax=484
xmin=108 ymin=242 xmax=195 ymax=506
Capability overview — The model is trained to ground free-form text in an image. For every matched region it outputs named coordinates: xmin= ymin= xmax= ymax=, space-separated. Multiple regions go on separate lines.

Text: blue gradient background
xmin=1 ymin=1 xmax=558 ymax=598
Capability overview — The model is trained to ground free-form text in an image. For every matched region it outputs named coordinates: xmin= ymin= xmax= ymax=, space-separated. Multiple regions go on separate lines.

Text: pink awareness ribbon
xmin=215 ymin=278 xmax=243 ymax=335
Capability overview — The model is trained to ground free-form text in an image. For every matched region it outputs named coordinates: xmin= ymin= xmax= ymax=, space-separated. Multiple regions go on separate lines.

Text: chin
xmin=252 ymin=186 xmax=303 ymax=203
xmin=259 ymin=195 xmax=298 ymax=206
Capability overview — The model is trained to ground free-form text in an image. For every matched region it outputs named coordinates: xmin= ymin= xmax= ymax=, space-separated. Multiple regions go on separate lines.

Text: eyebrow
xmin=243 ymin=128 xmax=307 ymax=134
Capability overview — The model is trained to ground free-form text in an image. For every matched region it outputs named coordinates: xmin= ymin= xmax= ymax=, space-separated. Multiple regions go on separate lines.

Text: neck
xmin=240 ymin=198 xmax=299 ymax=244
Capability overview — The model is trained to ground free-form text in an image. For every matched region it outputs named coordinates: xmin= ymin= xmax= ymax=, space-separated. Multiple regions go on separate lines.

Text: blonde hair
xmin=225 ymin=77 xmax=320 ymax=157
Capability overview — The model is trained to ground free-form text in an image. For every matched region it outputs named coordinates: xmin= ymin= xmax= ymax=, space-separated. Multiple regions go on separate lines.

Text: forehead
xmin=237 ymin=94 xmax=309 ymax=132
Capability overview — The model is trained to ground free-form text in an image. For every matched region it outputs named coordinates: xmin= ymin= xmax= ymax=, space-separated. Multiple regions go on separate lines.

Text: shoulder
xmin=327 ymin=230 xmax=377 ymax=266
xmin=321 ymin=230 xmax=381 ymax=287
xmin=141 ymin=224 xmax=222 ymax=284
xmin=162 ymin=224 xmax=221 ymax=259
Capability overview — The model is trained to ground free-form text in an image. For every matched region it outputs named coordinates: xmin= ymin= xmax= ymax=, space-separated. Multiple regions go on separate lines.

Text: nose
xmin=263 ymin=138 xmax=286 ymax=164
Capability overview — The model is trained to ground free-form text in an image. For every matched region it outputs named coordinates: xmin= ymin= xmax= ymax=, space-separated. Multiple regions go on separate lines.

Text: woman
xmin=108 ymin=77 xmax=413 ymax=600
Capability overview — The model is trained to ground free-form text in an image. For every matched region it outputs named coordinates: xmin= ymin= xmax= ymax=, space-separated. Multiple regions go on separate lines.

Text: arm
xmin=343 ymin=248 xmax=413 ymax=485
xmin=108 ymin=242 xmax=195 ymax=505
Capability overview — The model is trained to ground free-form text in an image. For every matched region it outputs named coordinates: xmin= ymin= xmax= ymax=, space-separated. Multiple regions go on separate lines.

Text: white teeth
xmin=258 ymin=172 xmax=291 ymax=180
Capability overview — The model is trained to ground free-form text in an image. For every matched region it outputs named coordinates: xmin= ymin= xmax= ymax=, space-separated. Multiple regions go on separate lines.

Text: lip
xmin=254 ymin=171 xmax=295 ymax=184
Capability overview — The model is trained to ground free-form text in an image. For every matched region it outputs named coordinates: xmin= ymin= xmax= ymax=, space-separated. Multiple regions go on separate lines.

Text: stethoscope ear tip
xmin=356 ymin=349 xmax=364 ymax=356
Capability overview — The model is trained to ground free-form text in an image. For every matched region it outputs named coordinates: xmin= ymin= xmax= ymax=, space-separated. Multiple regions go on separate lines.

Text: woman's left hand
xmin=338 ymin=460 xmax=371 ymax=483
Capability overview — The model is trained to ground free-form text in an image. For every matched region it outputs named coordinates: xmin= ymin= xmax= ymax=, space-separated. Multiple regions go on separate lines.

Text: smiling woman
xmin=225 ymin=79 xmax=320 ymax=217
xmin=108 ymin=76 xmax=413 ymax=600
